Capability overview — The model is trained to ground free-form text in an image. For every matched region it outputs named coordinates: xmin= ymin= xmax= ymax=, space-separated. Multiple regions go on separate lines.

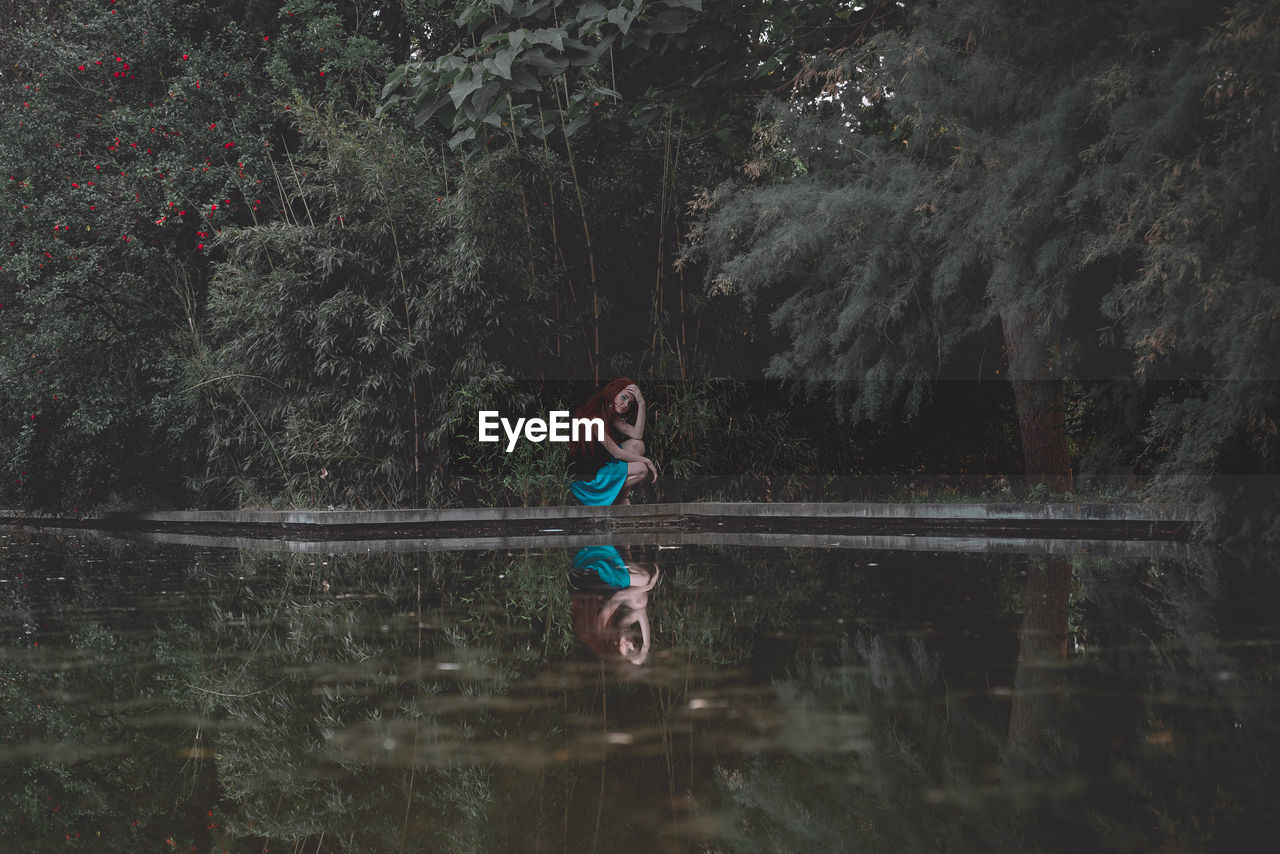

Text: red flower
xmin=224 ymin=142 xmax=235 ymax=149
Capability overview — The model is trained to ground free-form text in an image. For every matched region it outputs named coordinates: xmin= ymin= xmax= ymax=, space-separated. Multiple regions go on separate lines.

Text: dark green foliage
xmin=1083 ymin=1 xmax=1280 ymax=538
xmin=3 ymin=0 xmax=1274 ymax=529
xmin=692 ymin=0 xmax=1134 ymax=413
xmin=0 ymin=1 xmax=456 ymax=511
xmin=382 ymin=0 xmax=697 ymax=148
xmin=384 ymin=1 xmax=906 ymax=158
xmin=196 ymin=108 xmax=557 ymax=507
xmin=0 ymin=0 xmax=285 ymax=508
xmin=689 ymin=0 xmax=1280 ymax=536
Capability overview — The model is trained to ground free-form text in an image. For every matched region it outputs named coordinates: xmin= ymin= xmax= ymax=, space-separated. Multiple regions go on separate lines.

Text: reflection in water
xmin=1007 ymin=556 xmax=1073 ymax=748
xmin=570 ymin=545 xmax=660 ymax=666
xmin=1 ymin=529 xmax=1278 ymax=852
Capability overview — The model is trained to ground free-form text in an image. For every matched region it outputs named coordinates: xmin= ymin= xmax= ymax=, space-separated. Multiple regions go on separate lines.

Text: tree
xmin=690 ymin=0 xmax=1280 ymax=512
xmin=0 ymin=0 xmax=283 ymax=507
xmin=382 ymin=1 xmax=907 ymax=383
xmin=1084 ymin=0 xmax=1280 ymax=539
xmin=196 ymin=107 xmax=558 ymax=507
xmin=0 ymin=0 xmax=436 ymax=509
xmin=383 ymin=1 xmax=901 ymax=154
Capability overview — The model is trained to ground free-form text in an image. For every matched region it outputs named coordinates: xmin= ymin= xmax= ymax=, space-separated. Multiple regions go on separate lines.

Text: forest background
xmin=1 ymin=0 xmax=1276 ymax=543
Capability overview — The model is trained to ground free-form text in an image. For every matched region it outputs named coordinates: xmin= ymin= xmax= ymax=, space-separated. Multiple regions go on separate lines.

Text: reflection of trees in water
xmin=0 ymin=534 xmax=220 ymax=850
xmin=1069 ymin=550 xmax=1280 ymax=851
xmin=10 ymin=536 xmax=1275 ymax=852
xmin=0 ymin=538 xmax=831 ymax=850
xmin=1007 ymin=556 xmax=1073 ymax=748
xmin=717 ymin=633 xmax=1010 ymax=853
xmin=650 ymin=546 xmax=815 ymax=668
xmin=715 ymin=550 xmax=1280 ymax=852
xmin=1 ymin=540 xmax=532 ymax=851
xmin=170 ymin=548 xmax=541 ymax=852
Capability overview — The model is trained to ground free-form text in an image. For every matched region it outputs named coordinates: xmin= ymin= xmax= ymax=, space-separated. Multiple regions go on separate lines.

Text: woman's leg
xmin=613 ymin=440 xmax=651 ymax=505
xmin=614 ymin=461 xmax=649 ymax=505
xmin=619 ymin=438 xmax=645 ymax=456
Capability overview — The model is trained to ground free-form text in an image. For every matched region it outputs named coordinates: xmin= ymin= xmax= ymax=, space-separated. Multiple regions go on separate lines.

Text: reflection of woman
xmin=570 ymin=545 xmax=659 ymax=666
xmin=566 ymin=377 xmax=658 ymax=506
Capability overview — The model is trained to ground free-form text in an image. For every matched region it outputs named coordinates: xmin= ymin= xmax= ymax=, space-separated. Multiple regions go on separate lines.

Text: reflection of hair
xmin=571 ymin=593 xmax=644 ymax=666
xmin=568 ymin=377 xmax=634 ymax=459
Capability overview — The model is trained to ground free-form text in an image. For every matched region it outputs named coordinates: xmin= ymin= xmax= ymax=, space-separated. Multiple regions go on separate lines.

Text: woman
xmin=566 ymin=377 xmax=658 ymax=506
xmin=570 ymin=545 xmax=660 ymax=667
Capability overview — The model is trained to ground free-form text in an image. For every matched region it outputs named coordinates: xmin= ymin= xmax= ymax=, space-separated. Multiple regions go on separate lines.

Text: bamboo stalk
xmin=538 ymin=99 xmax=570 ymax=359
xmin=279 ymin=138 xmax=316 ymax=227
xmin=556 ymin=77 xmax=599 ymax=384
xmin=653 ymin=107 xmax=673 ymax=356
xmin=390 ymin=221 xmax=421 ymax=487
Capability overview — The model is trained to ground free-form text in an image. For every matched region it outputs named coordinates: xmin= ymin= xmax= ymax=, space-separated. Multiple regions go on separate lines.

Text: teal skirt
xmin=571 ymin=545 xmax=631 ymax=588
xmin=569 ymin=459 xmax=627 ymax=506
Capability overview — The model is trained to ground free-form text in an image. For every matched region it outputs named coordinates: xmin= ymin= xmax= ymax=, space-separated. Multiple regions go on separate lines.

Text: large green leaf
xmin=414 ymin=95 xmax=454 ymax=128
xmin=449 ymin=68 xmax=486 ymax=108
xmin=607 ymin=5 xmax=636 ymax=34
xmin=448 ymin=126 xmax=477 ymax=148
xmin=381 ymin=64 xmax=408 ymax=100
xmin=492 ymin=46 xmax=517 ymax=80
xmin=528 ymin=27 xmax=566 ymax=52
xmin=521 ymin=46 xmax=571 ymax=75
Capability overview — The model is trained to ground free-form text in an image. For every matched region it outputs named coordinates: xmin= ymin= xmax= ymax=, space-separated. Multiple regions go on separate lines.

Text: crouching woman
xmin=566 ymin=377 xmax=658 ymax=506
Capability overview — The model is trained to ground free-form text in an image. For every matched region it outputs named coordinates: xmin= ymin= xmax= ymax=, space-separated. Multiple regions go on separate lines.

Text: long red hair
xmin=571 ymin=593 xmax=645 ymax=667
xmin=568 ymin=376 xmax=635 ymax=459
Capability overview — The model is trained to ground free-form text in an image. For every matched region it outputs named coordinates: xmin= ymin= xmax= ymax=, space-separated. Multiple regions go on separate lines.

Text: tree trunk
xmin=1000 ymin=305 xmax=1073 ymax=490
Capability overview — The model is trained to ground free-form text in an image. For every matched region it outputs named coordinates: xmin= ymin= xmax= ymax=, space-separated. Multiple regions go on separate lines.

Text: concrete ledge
xmin=673 ymin=501 xmax=1200 ymax=522
xmin=1 ymin=501 xmax=1203 ymax=543
xmin=72 ymin=527 xmax=1208 ymax=559
xmin=7 ymin=500 xmax=1200 ymax=525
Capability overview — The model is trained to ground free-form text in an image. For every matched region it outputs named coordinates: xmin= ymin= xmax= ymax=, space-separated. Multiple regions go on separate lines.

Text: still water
xmin=1 ymin=529 xmax=1277 ymax=852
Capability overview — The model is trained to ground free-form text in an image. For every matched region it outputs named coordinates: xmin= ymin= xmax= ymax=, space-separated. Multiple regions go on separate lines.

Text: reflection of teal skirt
xmin=571 ymin=545 xmax=630 ymax=588
xmin=570 ymin=459 xmax=627 ymax=506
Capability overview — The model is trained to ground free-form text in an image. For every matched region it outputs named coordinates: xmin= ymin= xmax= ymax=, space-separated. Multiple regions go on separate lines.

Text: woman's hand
xmin=642 ymin=458 xmax=659 ymax=484
xmin=626 ymin=383 xmax=645 ymax=407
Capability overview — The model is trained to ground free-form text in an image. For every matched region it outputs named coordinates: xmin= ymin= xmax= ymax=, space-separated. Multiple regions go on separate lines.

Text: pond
xmin=1 ymin=528 xmax=1277 ymax=852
